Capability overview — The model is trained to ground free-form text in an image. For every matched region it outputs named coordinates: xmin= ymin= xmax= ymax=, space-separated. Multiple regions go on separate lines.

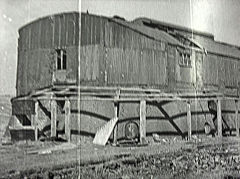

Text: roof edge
xmin=19 ymin=11 xmax=79 ymax=32
xmin=133 ymin=17 xmax=214 ymax=39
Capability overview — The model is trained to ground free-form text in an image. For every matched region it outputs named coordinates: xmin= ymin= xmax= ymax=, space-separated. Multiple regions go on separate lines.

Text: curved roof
xmin=19 ymin=12 xmax=240 ymax=59
xmin=19 ymin=11 xmax=79 ymax=32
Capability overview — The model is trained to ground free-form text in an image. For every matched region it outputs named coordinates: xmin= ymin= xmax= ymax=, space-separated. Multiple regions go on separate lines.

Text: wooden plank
xmin=113 ymin=103 xmax=118 ymax=145
xmin=140 ymin=100 xmax=146 ymax=144
xmin=34 ymin=101 xmax=39 ymax=141
xmin=65 ymin=99 xmax=71 ymax=142
xmin=93 ymin=117 xmax=118 ymax=145
xmin=51 ymin=100 xmax=57 ymax=137
xmin=186 ymin=101 xmax=191 ymax=140
xmin=113 ymin=89 xmax=120 ymax=145
xmin=235 ymin=100 xmax=239 ymax=137
xmin=37 ymin=96 xmax=228 ymax=102
xmin=217 ymin=99 xmax=222 ymax=137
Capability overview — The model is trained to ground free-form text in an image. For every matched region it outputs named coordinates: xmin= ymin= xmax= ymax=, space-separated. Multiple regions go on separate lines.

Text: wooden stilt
xmin=113 ymin=103 xmax=118 ymax=145
xmin=34 ymin=101 xmax=39 ymax=141
xmin=235 ymin=100 xmax=239 ymax=137
xmin=140 ymin=100 xmax=146 ymax=144
xmin=113 ymin=89 xmax=120 ymax=145
xmin=217 ymin=99 xmax=222 ymax=137
xmin=187 ymin=101 xmax=191 ymax=140
xmin=51 ymin=100 xmax=57 ymax=137
xmin=65 ymin=99 xmax=71 ymax=142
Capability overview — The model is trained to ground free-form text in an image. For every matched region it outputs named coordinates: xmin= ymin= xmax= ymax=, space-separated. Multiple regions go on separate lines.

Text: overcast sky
xmin=0 ymin=0 xmax=240 ymax=95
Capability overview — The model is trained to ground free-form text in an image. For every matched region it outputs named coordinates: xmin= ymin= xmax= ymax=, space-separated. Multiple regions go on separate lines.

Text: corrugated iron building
xmin=10 ymin=12 xmax=240 ymax=142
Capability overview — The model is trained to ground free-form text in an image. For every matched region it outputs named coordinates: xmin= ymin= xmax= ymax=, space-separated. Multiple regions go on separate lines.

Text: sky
xmin=0 ymin=0 xmax=240 ymax=95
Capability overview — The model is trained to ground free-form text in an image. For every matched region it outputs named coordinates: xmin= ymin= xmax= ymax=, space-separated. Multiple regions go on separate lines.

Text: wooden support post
xmin=140 ymin=100 xmax=146 ymax=144
xmin=113 ymin=89 xmax=120 ymax=145
xmin=34 ymin=101 xmax=39 ymax=141
xmin=217 ymin=99 xmax=222 ymax=138
xmin=187 ymin=101 xmax=191 ymax=140
xmin=113 ymin=103 xmax=118 ymax=145
xmin=51 ymin=100 xmax=57 ymax=138
xmin=235 ymin=100 xmax=239 ymax=137
xmin=65 ymin=99 xmax=71 ymax=142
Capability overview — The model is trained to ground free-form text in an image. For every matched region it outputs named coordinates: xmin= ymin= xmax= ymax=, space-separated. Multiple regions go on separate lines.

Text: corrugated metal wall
xmin=221 ymin=57 xmax=239 ymax=88
xmin=202 ymin=54 xmax=239 ymax=88
xmin=17 ymin=12 xmax=240 ymax=96
xmin=203 ymin=54 xmax=219 ymax=86
xmin=106 ymin=48 xmax=167 ymax=86
xmin=80 ymin=14 xmax=168 ymax=88
xmin=80 ymin=45 xmax=103 ymax=83
xmin=17 ymin=13 xmax=79 ymax=96
xmin=80 ymin=14 xmax=240 ymax=91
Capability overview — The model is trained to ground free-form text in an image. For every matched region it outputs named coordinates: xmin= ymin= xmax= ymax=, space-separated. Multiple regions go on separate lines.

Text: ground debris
xmin=80 ymin=143 xmax=240 ymax=178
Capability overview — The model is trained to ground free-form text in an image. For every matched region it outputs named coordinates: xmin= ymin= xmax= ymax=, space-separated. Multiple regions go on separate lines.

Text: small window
xmin=179 ymin=52 xmax=191 ymax=68
xmin=56 ymin=49 xmax=67 ymax=70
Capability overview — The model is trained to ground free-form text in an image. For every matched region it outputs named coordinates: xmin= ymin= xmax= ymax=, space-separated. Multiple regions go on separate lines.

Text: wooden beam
xmin=65 ymin=99 xmax=71 ymax=142
xmin=34 ymin=101 xmax=39 ymax=141
xmin=235 ymin=100 xmax=239 ymax=137
xmin=140 ymin=100 xmax=146 ymax=144
xmin=113 ymin=103 xmax=118 ymax=145
xmin=35 ymin=95 xmax=240 ymax=103
xmin=186 ymin=101 xmax=191 ymax=140
xmin=51 ymin=100 xmax=57 ymax=137
xmin=113 ymin=90 xmax=120 ymax=145
xmin=217 ymin=99 xmax=222 ymax=137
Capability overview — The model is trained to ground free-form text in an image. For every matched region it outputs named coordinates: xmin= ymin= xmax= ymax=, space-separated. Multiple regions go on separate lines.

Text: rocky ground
xmin=1 ymin=137 xmax=240 ymax=178
xmin=80 ymin=137 xmax=240 ymax=179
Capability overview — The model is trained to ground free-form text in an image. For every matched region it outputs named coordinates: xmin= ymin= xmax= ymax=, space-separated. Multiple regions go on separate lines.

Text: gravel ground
xmin=80 ymin=137 xmax=240 ymax=179
xmin=1 ymin=137 xmax=240 ymax=178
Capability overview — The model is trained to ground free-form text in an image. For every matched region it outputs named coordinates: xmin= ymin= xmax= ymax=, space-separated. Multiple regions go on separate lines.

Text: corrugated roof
xmin=194 ymin=36 xmax=240 ymax=59
xmin=110 ymin=18 xmax=182 ymax=46
xmin=132 ymin=17 xmax=240 ymax=59
xmin=133 ymin=17 xmax=214 ymax=40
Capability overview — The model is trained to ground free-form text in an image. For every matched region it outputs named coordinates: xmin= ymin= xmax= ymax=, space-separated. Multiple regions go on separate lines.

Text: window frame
xmin=178 ymin=52 xmax=192 ymax=68
xmin=56 ymin=49 xmax=67 ymax=70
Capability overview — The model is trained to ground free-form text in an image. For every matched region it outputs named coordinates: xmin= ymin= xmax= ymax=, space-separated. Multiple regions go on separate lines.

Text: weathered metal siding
xmin=80 ymin=14 xmax=104 ymax=46
xmin=17 ymin=49 xmax=54 ymax=96
xmin=80 ymin=14 xmax=107 ymax=84
xmin=166 ymin=45 xmax=176 ymax=91
xmin=106 ymin=48 xmax=167 ymax=86
xmin=220 ymin=57 xmax=239 ymax=88
xmin=105 ymin=19 xmax=165 ymax=50
xmin=17 ymin=13 xmax=79 ymax=96
xmin=202 ymin=54 xmax=219 ymax=86
xmin=80 ymin=14 xmax=168 ymax=87
xmin=195 ymin=52 xmax=204 ymax=89
xmin=80 ymin=45 xmax=103 ymax=83
xmin=202 ymin=54 xmax=239 ymax=89
xmin=65 ymin=46 xmax=79 ymax=83
xmin=105 ymin=20 xmax=167 ymax=87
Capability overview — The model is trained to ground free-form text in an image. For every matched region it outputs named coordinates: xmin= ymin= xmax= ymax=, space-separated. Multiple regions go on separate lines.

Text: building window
xmin=56 ymin=49 xmax=67 ymax=70
xmin=179 ymin=52 xmax=191 ymax=67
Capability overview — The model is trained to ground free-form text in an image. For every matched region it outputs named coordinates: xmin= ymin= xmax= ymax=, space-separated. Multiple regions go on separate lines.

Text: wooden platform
xmin=11 ymin=85 xmax=240 ymax=144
